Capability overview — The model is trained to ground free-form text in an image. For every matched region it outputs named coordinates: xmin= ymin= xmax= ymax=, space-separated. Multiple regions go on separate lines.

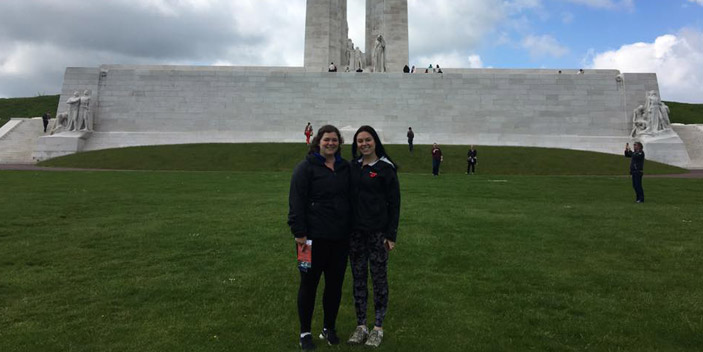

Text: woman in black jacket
xmin=288 ymin=125 xmax=351 ymax=350
xmin=346 ymin=125 xmax=400 ymax=348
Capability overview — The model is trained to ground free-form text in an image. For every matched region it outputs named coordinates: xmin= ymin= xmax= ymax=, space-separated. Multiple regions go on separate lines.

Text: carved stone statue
xmin=353 ymin=46 xmax=364 ymax=71
xmin=49 ymin=112 xmax=69 ymax=135
xmin=79 ymin=90 xmax=93 ymax=131
xmin=66 ymin=91 xmax=81 ymax=131
xmin=631 ymin=91 xmax=673 ymax=137
xmin=345 ymin=39 xmax=354 ymax=67
xmin=630 ymin=105 xmax=646 ymax=137
xmin=372 ymin=34 xmax=386 ymax=73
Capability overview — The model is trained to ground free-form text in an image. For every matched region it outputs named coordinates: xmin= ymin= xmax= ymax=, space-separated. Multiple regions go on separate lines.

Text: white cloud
xmin=588 ymin=28 xmax=703 ymax=103
xmin=521 ymin=34 xmax=569 ymax=58
xmin=563 ymin=0 xmax=633 ymax=10
xmin=687 ymin=0 xmax=703 ymax=6
xmin=561 ymin=11 xmax=574 ymax=24
xmin=468 ymin=54 xmax=484 ymax=68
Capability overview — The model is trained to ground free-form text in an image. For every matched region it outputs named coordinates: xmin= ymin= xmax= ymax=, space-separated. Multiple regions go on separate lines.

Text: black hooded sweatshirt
xmin=350 ymin=156 xmax=400 ymax=241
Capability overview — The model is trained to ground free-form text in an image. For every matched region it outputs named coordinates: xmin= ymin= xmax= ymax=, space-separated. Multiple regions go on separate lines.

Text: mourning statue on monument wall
xmin=372 ymin=34 xmax=386 ymax=73
xmin=66 ymin=91 xmax=81 ymax=131
xmin=79 ymin=90 xmax=93 ymax=131
xmin=631 ymin=91 xmax=672 ymax=138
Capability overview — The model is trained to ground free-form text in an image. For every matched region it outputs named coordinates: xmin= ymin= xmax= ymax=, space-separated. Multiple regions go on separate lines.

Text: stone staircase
xmin=672 ymin=124 xmax=703 ymax=170
xmin=0 ymin=118 xmax=47 ymax=164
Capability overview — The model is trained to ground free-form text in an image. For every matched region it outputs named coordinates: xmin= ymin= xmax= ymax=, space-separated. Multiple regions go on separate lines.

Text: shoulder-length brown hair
xmin=309 ymin=124 xmax=344 ymax=156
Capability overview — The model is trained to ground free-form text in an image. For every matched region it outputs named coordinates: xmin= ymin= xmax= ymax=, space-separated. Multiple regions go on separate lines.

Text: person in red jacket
xmin=304 ymin=122 xmax=313 ymax=145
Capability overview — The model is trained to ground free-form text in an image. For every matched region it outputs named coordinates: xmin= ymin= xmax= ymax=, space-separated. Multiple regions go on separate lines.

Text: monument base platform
xmin=33 ymin=131 xmax=92 ymax=161
xmin=637 ymin=132 xmax=692 ymax=169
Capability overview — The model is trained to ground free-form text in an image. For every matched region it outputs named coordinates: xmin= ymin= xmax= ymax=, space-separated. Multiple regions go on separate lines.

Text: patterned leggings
xmin=349 ymin=231 xmax=389 ymax=328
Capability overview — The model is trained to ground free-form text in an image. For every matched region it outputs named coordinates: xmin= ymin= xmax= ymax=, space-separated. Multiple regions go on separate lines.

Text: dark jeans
xmin=432 ymin=159 xmax=441 ymax=175
xmin=408 ymin=139 xmax=413 ymax=152
xmin=467 ymin=162 xmax=476 ymax=174
xmin=631 ymin=172 xmax=644 ymax=202
xmin=298 ymin=238 xmax=349 ymax=333
xmin=349 ymin=231 xmax=389 ymax=328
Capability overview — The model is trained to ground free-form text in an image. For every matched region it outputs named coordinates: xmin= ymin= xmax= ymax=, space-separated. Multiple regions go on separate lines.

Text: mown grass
xmin=0 ymin=95 xmax=60 ymax=127
xmin=666 ymin=101 xmax=703 ymax=124
xmin=38 ymin=143 xmax=686 ymax=175
xmin=0 ymin=170 xmax=702 ymax=351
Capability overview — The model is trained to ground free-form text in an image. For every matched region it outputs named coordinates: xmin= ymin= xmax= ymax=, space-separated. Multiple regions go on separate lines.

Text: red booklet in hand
xmin=297 ymin=240 xmax=312 ymax=272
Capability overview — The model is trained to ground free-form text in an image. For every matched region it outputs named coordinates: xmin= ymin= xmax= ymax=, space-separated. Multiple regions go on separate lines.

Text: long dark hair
xmin=308 ymin=124 xmax=343 ymax=156
xmin=351 ymin=125 xmax=396 ymax=168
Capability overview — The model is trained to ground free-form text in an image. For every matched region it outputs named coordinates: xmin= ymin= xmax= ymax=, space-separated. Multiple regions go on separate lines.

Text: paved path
xmin=2 ymin=164 xmax=703 ymax=178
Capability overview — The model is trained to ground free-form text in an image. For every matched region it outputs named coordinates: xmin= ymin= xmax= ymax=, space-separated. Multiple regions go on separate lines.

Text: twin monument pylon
xmin=304 ymin=0 xmax=408 ymax=72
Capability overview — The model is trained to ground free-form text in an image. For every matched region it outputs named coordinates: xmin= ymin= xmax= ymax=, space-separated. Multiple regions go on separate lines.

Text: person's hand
xmin=384 ymin=239 xmax=395 ymax=251
xmin=295 ymin=236 xmax=307 ymax=245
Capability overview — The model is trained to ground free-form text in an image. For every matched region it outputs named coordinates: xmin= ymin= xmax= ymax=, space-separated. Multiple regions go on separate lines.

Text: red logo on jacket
xmin=369 ymin=171 xmax=378 ymax=178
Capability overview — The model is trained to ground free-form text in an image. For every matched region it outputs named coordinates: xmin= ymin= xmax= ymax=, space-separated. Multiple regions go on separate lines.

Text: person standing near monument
xmin=467 ymin=145 xmax=477 ymax=174
xmin=304 ymin=122 xmax=313 ymax=145
xmin=624 ymin=142 xmax=645 ymax=203
xmin=406 ymin=127 xmax=414 ymax=152
xmin=347 ymin=125 xmax=400 ymax=348
xmin=41 ymin=111 xmax=51 ymax=133
xmin=288 ymin=125 xmax=352 ymax=350
xmin=431 ymin=143 xmax=443 ymax=176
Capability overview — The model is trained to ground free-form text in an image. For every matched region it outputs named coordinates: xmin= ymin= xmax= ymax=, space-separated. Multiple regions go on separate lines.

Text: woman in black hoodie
xmin=288 ymin=124 xmax=351 ymax=350
xmin=346 ymin=125 xmax=401 ymax=348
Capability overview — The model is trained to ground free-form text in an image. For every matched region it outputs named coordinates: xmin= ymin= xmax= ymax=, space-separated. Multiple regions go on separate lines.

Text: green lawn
xmin=1 ymin=170 xmax=701 ymax=351
xmin=0 ymin=95 xmax=60 ymax=127
xmin=666 ymin=101 xmax=703 ymax=124
xmin=38 ymin=143 xmax=686 ymax=175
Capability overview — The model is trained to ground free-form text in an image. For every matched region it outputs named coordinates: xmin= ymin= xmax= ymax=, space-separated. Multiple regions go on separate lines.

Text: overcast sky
xmin=1 ymin=0 xmax=702 ymax=102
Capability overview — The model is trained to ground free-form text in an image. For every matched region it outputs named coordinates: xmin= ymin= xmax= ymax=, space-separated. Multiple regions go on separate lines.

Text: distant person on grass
xmin=431 ymin=143 xmax=443 ymax=176
xmin=624 ymin=142 xmax=645 ymax=203
xmin=288 ymin=125 xmax=352 ymax=350
xmin=304 ymin=122 xmax=313 ymax=145
xmin=347 ymin=125 xmax=400 ymax=348
xmin=467 ymin=145 xmax=477 ymax=174
xmin=406 ymin=127 xmax=414 ymax=152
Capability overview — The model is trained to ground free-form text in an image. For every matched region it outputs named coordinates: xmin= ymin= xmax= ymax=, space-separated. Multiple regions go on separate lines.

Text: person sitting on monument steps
xmin=624 ymin=142 xmax=645 ymax=203
xmin=403 ymin=65 xmax=410 ymax=73
xmin=347 ymin=125 xmax=400 ymax=348
xmin=328 ymin=62 xmax=337 ymax=72
xmin=288 ymin=125 xmax=351 ymax=350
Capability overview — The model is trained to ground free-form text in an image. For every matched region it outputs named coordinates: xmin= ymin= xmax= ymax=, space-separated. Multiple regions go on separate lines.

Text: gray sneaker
xmin=347 ymin=326 xmax=368 ymax=345
xmin=364 ymin=329 xmax=383 ymax=347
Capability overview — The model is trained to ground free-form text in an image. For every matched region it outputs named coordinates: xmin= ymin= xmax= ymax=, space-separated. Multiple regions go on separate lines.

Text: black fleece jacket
xmin=350 ymin=156 xmax=401 ymax=241
xmin=287 ymin=153 xmax=352 ymax=241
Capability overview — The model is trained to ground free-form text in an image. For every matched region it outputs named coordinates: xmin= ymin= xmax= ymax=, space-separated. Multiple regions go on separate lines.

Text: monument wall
xmin=46 ymin=64 xmax=692 ymax=167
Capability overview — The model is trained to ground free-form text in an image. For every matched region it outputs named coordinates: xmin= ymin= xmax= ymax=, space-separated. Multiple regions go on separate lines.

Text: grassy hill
xmin=1 ymin=170 xmax=702 ymax=351
xmin=38 ymin=143 xmax=686 ymax=175
xmin=0 ymin=95 xmax=60 ymax=127
xmin=665 ymin=101 xmax=703 ymax=124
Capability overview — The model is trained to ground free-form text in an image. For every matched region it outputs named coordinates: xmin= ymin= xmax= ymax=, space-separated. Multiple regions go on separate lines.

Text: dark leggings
xmin=349 ymin=231 xmax=389 ymax=328
xmin=298 ymin=238 xmax=349 ymax=333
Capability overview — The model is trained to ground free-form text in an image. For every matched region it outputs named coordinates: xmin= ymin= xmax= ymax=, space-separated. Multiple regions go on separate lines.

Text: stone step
xmin=672 ymin=124 xmax=703 ymax=169
xmin=0 ymin=118 xmax=47 ymax=164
